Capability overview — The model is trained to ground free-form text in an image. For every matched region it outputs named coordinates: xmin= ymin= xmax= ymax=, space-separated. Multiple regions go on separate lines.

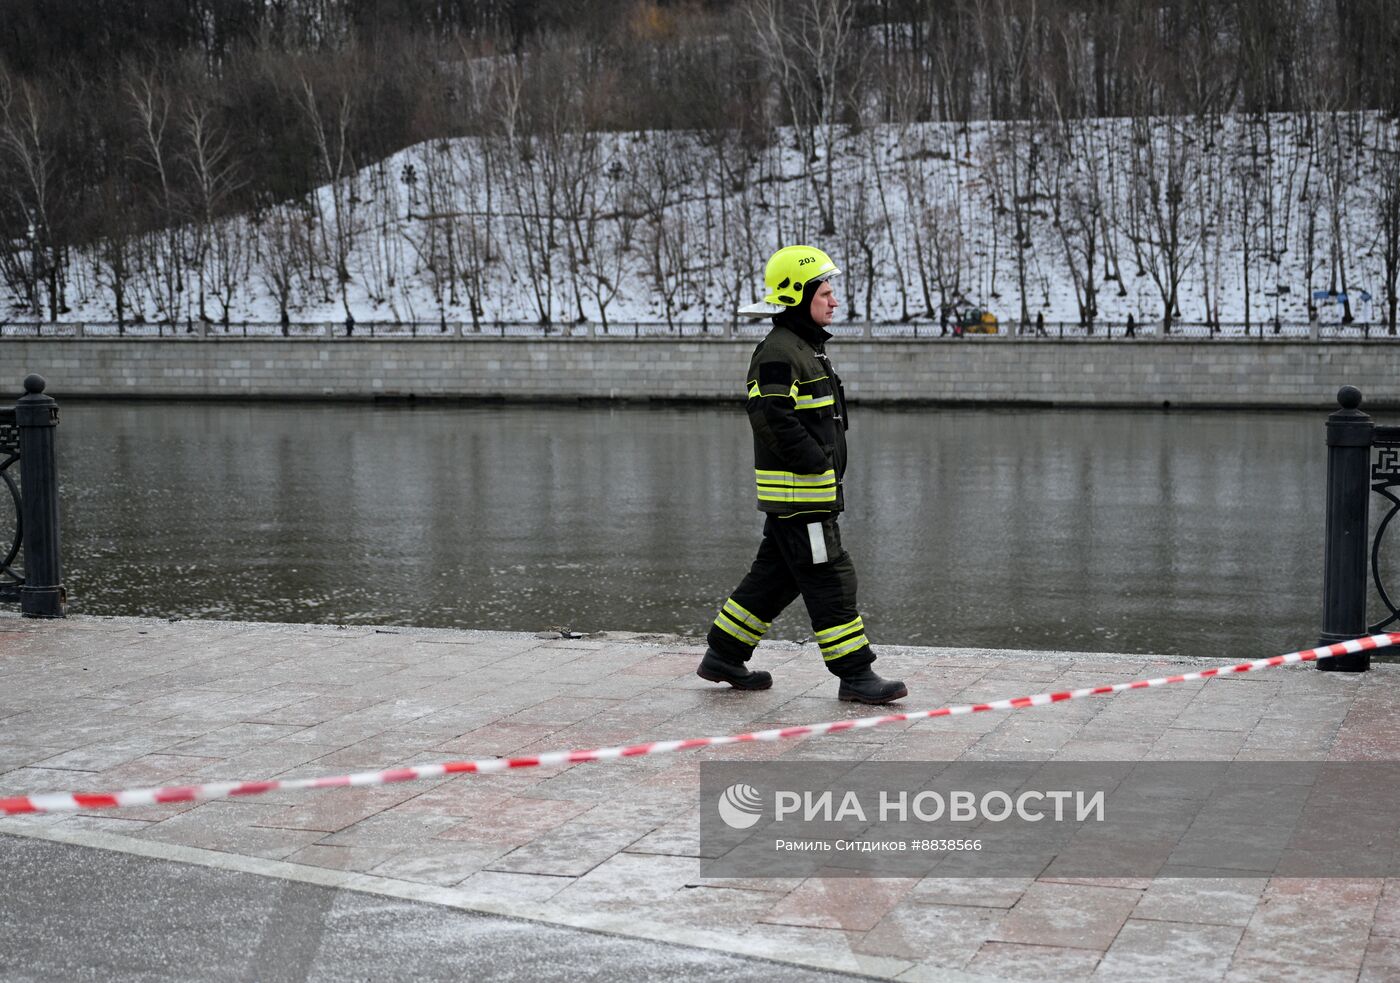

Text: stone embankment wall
xmin=1 ymin=337 xmax=1394 ymax=408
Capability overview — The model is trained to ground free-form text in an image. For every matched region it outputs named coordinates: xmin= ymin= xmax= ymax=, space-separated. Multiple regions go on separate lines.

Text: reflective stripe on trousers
xmin=705 ymin=515 xmax=876 ymax=677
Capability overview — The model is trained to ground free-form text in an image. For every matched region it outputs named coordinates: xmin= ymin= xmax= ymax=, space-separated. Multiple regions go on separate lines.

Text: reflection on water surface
xmin=58 ymin=401 xmax=1326 ymax=657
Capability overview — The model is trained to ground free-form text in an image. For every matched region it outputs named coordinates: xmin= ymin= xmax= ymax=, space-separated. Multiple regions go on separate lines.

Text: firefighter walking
xmin=697 ymin=245 xmax=907 ymax=705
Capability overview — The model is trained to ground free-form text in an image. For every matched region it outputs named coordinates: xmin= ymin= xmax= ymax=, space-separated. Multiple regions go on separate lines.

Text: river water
xmin=53 ymin=401 xmax=1331 ymax=658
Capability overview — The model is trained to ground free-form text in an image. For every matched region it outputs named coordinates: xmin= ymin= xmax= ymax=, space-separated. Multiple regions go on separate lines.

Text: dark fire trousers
xmin=706 ymin=514 xmax=876 ymax=677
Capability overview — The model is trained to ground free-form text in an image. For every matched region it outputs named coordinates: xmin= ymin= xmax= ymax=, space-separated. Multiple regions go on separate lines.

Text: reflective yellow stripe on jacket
xmin=792 ymin=375 xmax=834 ymax=411
xmin=746 ymin=377 xmax=833 ymax=410
xmin=754 ymin=468 xmax=837 ymax=504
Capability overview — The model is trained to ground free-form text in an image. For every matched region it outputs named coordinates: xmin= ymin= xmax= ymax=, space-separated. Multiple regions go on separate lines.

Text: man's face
xmin=809 ymin=280 xmax=839 ymax=327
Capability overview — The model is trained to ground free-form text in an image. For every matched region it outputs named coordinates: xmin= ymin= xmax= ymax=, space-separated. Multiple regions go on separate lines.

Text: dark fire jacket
xmin=744 ymin=319 xmax=850 ymax=518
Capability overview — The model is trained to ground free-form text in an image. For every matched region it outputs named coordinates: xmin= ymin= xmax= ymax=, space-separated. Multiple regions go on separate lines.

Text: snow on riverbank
xmin=34 ymin=112 xmax=1400 ymax=332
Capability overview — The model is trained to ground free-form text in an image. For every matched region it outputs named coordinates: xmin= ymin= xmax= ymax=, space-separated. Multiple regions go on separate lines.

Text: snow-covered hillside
xmin=35 ymin=111 xmax=1400 ymax=331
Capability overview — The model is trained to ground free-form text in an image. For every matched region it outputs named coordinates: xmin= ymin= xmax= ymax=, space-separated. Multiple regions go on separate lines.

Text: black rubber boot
xmin=837 ymin=667 xmax=907 ymax=705
xmin=696 ymin=649 xmax=772 ymax=690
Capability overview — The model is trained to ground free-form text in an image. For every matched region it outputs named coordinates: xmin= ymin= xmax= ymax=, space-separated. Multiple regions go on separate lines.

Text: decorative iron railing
xmin=0 ymin=376 xmax=64 ymax=617
xmin=1318 ymin=386 xmax=1400 ymax=671
xmin=1368 ymin=425 xmax=1400 ymax=634
xmin=0 ymin=405 xmax=19 ymax=602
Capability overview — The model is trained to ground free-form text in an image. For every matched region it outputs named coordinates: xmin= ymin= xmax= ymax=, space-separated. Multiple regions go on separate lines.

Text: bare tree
xmin=205 ymin=210 xmax=246 ymax=328
xmin=695 ymin=127 xmax=742 ymax=326
xmin=720 ymin=139 xmax=768 ymax=325
xmin=1196 ymin=133 xmax=1227 ymax=330
xmin=1095 ymin=118 xmax=1130 ymax=300
xmin=1319 ymin=111 xmax=1364 ymax=323
xmin=578 ymin=149 xmax=635 ymax=331
xmin=1044 ymin=127 xmax=1093 ymax=333
xmin=556 ymin=125 xmax=603 ymax=326
xmin=985 ymin=119 xmax=1042 ymax=328
xmin=180 ymin=92 xmax=242 ymax=327
xmin=1124 ymin=113 xmax=1202 ymax=331
xmin=880 ymin=70 xmax=957 ymax=321
xmin=1043 ymin=109 xmax=1117 ymax=333
xmin=0 ymin=70 xmax=68 ymax=320
xmin=127 ymin=70 xmax=187 ymax=326
xmin=747 ymin=0 xmax=861 ymax=236
xmin=378 ymin=191 xmax=411 ymax=324
xmin=1376 ymin=116 xmax=1400 ymax=332
xmin=835 ymin=146 xmax=876 ymax=320
xmin=861 ymin=125 xmax=910 ymax=321
xmin=90 ymin=178 xmax=139 ymax=331
xmin=403 ymin=144 xmax=458 ymax=326
xmin=927 ymin=199 xmax=966 ymax=331
xmin=355 ymin=158 xmax=395 ymax=306
xmin=1043 ymin=16 xmax=1116 ymax=333
xmin=1225 ymin=115 xmax=1271 ymax=332
xmin=298 ymin=71 xmax=358 ymax=318
xmin=256 ymin=206 xmax=309 ymax=332
xmin=1296 ymin=106 xmax=1327 ymax=323
xmin=448 ymin=140 xmax=493 ymax=330
xmin=1258 ymin=112 xmax=1306 ymax=328
xmin=633 ymin=134 xmax=694 ymax=331
xmin=495 ymin=62 xmax=558 ymax=325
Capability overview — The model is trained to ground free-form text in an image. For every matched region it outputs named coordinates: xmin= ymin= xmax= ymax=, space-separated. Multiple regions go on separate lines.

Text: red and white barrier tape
xmin=1 ymin=633 xmax=1393 ymax=817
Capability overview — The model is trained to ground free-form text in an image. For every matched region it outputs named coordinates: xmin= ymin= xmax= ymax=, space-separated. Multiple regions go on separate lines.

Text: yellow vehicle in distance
xmin=955 ymin=308 xmax=999 ymax=335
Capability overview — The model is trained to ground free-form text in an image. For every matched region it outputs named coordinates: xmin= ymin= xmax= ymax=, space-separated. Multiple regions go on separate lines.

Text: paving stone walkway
xmin=2 ymin=613 xmax=1399 ymax=981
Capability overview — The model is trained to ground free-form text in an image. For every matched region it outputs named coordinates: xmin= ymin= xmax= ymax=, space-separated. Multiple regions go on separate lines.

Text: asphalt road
xmin=0 ymin=833 xmax=865 ymax=983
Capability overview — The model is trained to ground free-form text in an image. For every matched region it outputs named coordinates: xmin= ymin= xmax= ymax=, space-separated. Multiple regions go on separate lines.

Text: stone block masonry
xmin=1 ymin=337 xmax=1396 ymax=408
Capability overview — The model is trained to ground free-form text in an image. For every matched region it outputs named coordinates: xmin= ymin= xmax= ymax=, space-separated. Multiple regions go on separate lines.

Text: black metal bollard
xmin=1318 ymin=385 xmax=1371 ymax=671
xmin=15 ymin=374 xmax=64 ymax=617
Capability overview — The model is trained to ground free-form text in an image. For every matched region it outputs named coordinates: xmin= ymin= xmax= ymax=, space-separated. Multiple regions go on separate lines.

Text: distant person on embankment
xmin=696 ymin=245 xmax=907 ymax=705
